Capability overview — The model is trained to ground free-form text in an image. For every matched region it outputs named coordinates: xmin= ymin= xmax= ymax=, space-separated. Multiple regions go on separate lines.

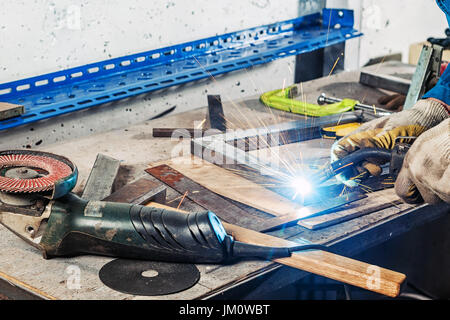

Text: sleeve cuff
xmin=425 ymin=98 xmax=450 ymax=114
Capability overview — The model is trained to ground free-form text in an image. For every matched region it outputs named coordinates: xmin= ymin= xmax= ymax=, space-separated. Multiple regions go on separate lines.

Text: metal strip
xmin=145 ymin=164 xmax=266 ymax=230
xmin=258 ymin=192 xmax=366 ymax=232
xmin=191 ymin=111 xmax=365 ymax=175
xmin=404 ymin=45 xmax=443 ymax=109
xmin=207 ymin=95 xmax=226 ymax=132
xmin=103 ymin=176 xmax=166 ymax=205
xmin=81 ymin=154 xmax=120 ymax=201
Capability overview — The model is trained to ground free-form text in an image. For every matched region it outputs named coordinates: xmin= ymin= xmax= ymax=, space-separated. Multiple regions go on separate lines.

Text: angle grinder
xmin=0 ymin=150 xmax=326 ymax=264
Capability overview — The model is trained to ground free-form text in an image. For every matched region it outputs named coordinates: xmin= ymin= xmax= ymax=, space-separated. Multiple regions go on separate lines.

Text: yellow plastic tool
xmin=260 ymin=85 xmax=358 ymax=117
xmin=321 ymin=122 xmax=362 ymax=139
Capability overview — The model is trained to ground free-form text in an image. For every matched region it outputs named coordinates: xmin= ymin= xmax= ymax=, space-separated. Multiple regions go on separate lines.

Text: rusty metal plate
xmin=103 ymin=176 xmax=166 ymax=205
xmin=145 ymin=164 xmax=266 ymax=230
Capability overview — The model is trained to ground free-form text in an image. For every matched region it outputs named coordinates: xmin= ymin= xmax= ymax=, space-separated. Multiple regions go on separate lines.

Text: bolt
xmin=26 ymin=226 xmax=35 ymax=237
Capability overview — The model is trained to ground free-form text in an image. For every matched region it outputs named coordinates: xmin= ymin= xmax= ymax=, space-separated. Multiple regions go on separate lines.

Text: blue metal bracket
xmin=0 ymin=8 xmax=361 ymax=131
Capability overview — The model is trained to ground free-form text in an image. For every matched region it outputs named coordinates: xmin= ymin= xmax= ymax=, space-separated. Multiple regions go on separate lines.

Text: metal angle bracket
xmin=404 ymin=44 xmax=443 ymax=109
xmin=190 ymin=111 xmax=366 ymax=175
xmin=0 ymin=8 xmax=361 ymax=131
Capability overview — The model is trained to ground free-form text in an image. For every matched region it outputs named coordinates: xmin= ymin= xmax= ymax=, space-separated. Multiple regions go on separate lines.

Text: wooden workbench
xmin=0 ymin=63 xmax=448 ymax=300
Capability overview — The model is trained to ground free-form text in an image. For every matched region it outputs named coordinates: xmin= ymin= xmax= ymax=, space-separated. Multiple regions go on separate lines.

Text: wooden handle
xmin=147 ymin=201 xmax=406 ymax=297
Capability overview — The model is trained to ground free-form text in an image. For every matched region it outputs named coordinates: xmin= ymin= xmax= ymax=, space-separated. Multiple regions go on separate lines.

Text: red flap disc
xmin=0 ymin=151 xmax=75 ymax=194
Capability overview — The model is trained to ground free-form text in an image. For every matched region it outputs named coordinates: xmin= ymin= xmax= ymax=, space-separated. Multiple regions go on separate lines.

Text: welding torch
xmin=311 ymin=142 xmax=413 ymax=186
xmin=318 ymin=93 xmax=392 ymax=117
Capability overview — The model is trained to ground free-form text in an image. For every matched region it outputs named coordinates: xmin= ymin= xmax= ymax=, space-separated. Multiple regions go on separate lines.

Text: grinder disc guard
xmin=0 ymin=150 xmax=77 ymax=198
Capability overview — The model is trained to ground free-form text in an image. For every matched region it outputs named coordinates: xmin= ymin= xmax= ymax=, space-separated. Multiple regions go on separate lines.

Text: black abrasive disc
xmin=99 ymin=259 xmax=200 ymax=296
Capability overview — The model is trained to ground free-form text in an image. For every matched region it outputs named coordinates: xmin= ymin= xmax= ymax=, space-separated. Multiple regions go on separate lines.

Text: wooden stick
xmin=0 ymin=102 xmax=24 ymax=121
xmin=146 ymin=201 xmax=406 ymax=297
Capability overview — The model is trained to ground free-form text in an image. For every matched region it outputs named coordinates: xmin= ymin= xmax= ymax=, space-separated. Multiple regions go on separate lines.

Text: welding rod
xmin=318 ymin=93 xmax=392 ymax=116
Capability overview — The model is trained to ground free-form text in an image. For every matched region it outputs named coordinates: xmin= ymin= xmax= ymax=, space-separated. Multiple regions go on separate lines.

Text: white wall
xmin=327 ymin=0 xmax=449 ymax=69
xmin=0 ymin=0 xmax=324 ymax=149
xmin=0 ymin=0 xmax=324 ymax=82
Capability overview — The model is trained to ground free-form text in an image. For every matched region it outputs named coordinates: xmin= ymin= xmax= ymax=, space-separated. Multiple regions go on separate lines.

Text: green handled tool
xmin=0 ymin=150 xmax=326 ymax=264
xmin=260 ymin=85 xmax=358 ymax=117
xmin=317 ymin=93 xmax=392 ymax=116
xmin=260 ymin=85 xmax=393 ymax=118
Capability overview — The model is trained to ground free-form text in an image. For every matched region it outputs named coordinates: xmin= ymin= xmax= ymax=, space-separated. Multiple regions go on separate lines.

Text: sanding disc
xmin=0 ymin=150 xmax=76 ymax=194
xmin=99 ymin=259 xmax=200 ymax=296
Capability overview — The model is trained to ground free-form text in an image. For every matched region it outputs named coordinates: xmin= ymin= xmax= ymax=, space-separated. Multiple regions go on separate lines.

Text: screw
xmin=26 ymin=226 xmax=35 ymax=237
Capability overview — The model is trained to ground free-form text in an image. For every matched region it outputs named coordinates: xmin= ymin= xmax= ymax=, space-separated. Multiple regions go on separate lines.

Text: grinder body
xmin=40 ymin=193 xmax=230 ymax=263
xmin=0 ymin=149 xmax=320 ymax=264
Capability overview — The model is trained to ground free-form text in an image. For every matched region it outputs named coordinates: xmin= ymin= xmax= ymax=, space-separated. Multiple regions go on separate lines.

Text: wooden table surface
xmin=1 ymin=63 xmax=447 ymax=300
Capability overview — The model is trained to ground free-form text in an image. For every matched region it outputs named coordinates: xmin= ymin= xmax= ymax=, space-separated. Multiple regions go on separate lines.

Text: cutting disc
xmin=99 ymin=259 xmax=200 ymax=296
xmin=0 ymin=150 xmax=76 ymax=194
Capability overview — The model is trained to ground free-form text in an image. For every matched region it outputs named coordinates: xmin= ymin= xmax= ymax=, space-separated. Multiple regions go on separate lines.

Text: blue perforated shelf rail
xmin=0 ymin=8 xmax=361 ymax=131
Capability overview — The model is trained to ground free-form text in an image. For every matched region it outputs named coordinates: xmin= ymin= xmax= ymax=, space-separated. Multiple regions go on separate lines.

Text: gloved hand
xmin=331 ymin=98 xmax=449 ymax=187
xmin=395 ymin=118 xmax=450 ymax=204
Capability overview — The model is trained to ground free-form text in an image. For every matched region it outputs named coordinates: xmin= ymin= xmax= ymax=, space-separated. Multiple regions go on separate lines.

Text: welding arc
xmin=0 ymin=153 xmax=73 ymax=193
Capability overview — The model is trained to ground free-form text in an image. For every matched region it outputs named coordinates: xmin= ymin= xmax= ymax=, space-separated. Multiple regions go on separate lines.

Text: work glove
xmin=395 ymin=118 xmax=450 ymax=204
xmin=331 ymin=98 xmax=449 ymax=188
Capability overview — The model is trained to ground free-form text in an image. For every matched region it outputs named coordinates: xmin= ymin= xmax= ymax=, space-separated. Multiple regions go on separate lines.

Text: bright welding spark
xmin=177 ymin=191 xmax=188 ymax=209
xmin=328 ymin=54 xmax=342 ymax=77
xmin=196 ymin=118 xmax=206 ymax=129
xmin=290 ymin=176 xmax=312 ymax=199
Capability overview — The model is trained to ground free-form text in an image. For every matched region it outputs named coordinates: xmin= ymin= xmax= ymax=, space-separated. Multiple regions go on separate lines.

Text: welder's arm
xmin=395 ymin=119 xmax=450 ymax=204
xmin=330 ymin=0 xmax=450 ymax=198
xmin=423 ymin=0 xmax=450 ymax=106
xmin=423 ymin=59 xmax=450 ymax=107
xmin=331 ymin=99 xmax=449 ymax=188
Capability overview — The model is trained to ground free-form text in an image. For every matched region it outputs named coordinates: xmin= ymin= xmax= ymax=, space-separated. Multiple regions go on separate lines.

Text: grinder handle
xmin=39 ymin=193 xmax=230 ymax=263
